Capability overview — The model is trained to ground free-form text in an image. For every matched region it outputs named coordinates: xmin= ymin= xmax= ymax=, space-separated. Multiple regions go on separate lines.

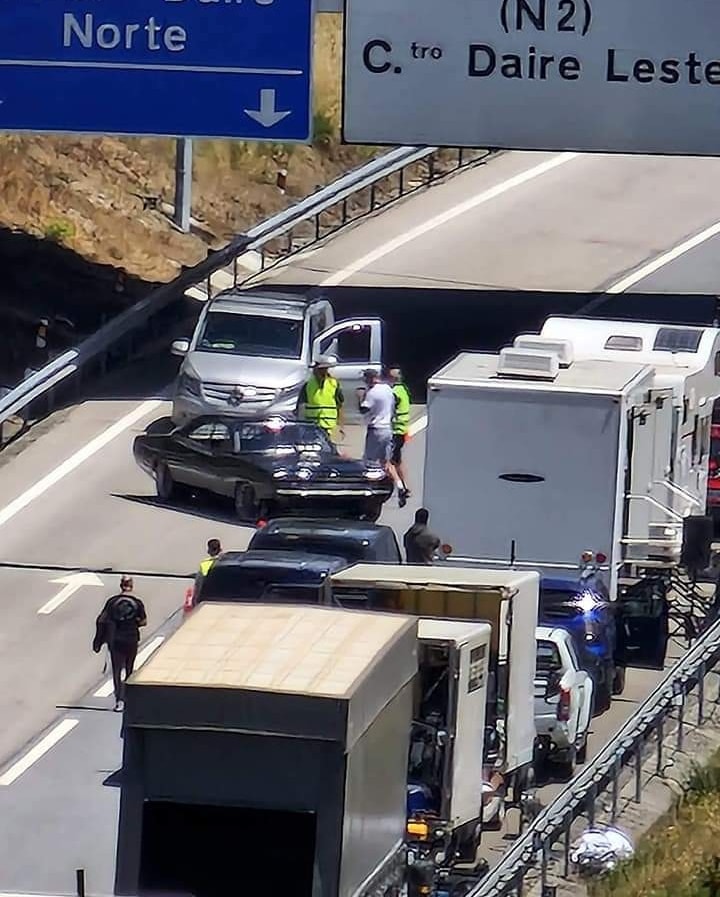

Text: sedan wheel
xmin=156 ymin=463 xmax=177 ymax=501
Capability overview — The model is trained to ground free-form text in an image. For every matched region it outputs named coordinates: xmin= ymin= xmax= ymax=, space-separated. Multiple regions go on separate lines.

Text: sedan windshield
xmin=241 ymin=422 xmax=335 ymax=454
xmin=197 ymin=312 xmax=303 ymax=359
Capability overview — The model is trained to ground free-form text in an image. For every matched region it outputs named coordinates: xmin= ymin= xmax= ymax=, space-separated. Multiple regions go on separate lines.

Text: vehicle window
xmin=309 ymin=309 xmax=328 ymax=342
xmin=185 ymin=421 xmax=232 ymax=447
xmin=197 ymin=311 xmax=303 ymax=359
xmin=316 ymin=324 xmax=371 ymax=364
xmin=250 ymin=532 xmax=364 ymax=562
xmin=238 ymin=422 xmax=334 ymax=454
xmin=535 ymin=640 xmax=563 ymax=676
xmin=653 ymin=327 xmax=703 ymax=353
xmin=604 ymin=335 xmax=642 ymax=351
xmin=715 ymin=351 xmax=720 ymax=377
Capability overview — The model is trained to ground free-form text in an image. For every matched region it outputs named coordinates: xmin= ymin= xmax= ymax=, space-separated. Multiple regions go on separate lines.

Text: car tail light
xmin=557 ymin=687 xmax=572 ymax=722
xmin=256 ymin=519 xmax=268 ymax=529
xmin=595 ymin=551 xmax=607 ymax=564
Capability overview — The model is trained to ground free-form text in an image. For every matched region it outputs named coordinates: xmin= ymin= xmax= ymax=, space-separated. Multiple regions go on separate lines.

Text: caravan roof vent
xmin=513 ymin=335 xmax=574 ymax=367
xmin=497 ymin=347 xmax=560 ymax=380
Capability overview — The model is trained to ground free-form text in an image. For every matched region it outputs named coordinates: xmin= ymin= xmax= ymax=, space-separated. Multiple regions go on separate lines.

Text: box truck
xmin=329 ymin=565 xmax=538 ymax=804
xmin=114 ymin=602 xmax=417 ymax=897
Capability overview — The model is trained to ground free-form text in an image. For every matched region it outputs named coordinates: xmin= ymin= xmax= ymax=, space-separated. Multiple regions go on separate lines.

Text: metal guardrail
xmin=470 ymin=611 xmax=720 ymax=897
xmin=0 ymin=145 xmax=493 ymax=446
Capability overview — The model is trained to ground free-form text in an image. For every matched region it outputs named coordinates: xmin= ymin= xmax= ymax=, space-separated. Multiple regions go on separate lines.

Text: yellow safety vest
xmin=198 ymin=557 xmax=216 ymax=577
xmin=303 ymin=375 xmax=340 ymax=430
xmin=392 ymin=383 xmax=411 ymax=435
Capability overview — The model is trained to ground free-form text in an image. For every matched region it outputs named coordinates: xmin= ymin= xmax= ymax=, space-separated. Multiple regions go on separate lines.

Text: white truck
xmin=329 ymin=565 xmax=539 ymax=805
xmin=170 ymin=290 xmax=383 ymax=425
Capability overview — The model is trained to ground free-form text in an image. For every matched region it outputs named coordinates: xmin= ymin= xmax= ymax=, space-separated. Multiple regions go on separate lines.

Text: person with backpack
xmin=93 ymin=575 xmax=147 ymax=712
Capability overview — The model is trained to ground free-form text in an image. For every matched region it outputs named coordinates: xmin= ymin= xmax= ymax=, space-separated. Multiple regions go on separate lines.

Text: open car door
xmin=312 ymin=319 xmax=383 ymax=424
xmin=614 ymin=579 xmax=669 ymax=670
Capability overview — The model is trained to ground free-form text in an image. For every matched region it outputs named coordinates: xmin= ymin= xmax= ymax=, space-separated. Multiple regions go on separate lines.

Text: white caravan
xmin=424 ymin=348 xmax=664 ymax=598
xmin=538 ymin=318 xmax=720 ymax=524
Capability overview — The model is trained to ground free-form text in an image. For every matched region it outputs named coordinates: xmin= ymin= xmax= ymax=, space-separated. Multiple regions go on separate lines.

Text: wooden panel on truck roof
xmin=132 ymin=602 xmax=413 ymax=697
xmin=330 ymin=564 xmax=538 ymax=590
xmin=430 ymin=352 xmax=652 ymax=394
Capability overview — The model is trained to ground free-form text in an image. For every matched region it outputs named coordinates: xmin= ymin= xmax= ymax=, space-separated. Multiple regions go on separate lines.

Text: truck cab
xmin=171 ymin=289 xmax=383 ymax=426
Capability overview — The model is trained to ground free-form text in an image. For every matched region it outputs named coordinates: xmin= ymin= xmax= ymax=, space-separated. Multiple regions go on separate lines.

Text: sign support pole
xmin=174 ymin=138 xmax=193 ymax=233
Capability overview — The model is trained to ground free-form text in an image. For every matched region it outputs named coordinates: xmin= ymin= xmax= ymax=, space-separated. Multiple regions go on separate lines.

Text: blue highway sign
xmin=0 ymin=0 xmax=313 ymax=141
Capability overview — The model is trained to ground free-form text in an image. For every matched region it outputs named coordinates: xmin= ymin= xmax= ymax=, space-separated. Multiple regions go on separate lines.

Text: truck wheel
xmin=613 ymin=666 xmax=627 ymax=696
xmin=156 ymin=463 xmax=178 ymax=501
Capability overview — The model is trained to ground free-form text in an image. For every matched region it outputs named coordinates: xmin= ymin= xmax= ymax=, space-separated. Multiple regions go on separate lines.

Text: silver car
xmin=171 ymin=290 xmax=383 ymax=426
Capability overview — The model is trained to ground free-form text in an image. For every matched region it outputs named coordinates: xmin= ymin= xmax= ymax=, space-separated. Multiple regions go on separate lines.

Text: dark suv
xmin=248 ymin=518 xmax=402 ymax=564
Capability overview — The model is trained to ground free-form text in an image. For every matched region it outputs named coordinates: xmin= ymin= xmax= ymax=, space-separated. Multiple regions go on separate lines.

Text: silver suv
xmin=171 ymin=290 xmax=383 ymax=426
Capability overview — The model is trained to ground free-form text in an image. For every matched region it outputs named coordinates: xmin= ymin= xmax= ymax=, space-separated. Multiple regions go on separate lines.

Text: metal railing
xmin=0 ymin=145 xmax=494 ymax=447
xmin=469 ymin=611 xmax=720 ymax=897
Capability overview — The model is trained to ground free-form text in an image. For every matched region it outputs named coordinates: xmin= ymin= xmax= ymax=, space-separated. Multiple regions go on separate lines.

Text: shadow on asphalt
xmin=111 ymin=492 xmax=242 ymax=527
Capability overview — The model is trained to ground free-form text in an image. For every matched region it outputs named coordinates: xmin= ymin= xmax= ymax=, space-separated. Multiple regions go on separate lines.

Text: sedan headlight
xmin=364 ymin=467 xmax=387 ymax=481
xmin=273 ymin=469 xmax=289 ymax=479
xmin=295 ymin=468 xmax=313 ymax=480
xmin=178 ymin=372 xmax=201 ymax=397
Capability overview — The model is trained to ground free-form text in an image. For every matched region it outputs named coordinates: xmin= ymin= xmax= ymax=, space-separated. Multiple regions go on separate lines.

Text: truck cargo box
xmin=114 ymin=602 xmax=417 ymax=897
xmin=329 ymin=564 xmax=538 ymax=773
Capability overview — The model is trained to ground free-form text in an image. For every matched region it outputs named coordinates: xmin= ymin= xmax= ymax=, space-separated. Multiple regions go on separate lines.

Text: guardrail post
xmin=75 ymin=869 xmax=85 ymax=897
xmin=676 ymin=686 xmax=686 ymax=752
xmin=342 ymin=198 xmax=349 ymax=224
xmin=370 ymin=183 xmax=377 ymax=211
xmin=634 ymin=743 xmax=642 ymax=802
xmin=656 ymin=718 xmax=665 ymax=774
xmin=698 ymin=663 xmax=706 ymax=725
xmin=587 ymin=784 xmax=596 ymax=827
xmin=286 ymin=231 xmax=294 ymax=254
xmin=540 ymin=839 xmax=550 ymax=894
xmin=611 ymin=756 xmax=621 ymax=821
xmin=563 ymin=822 xmax=572 ymax=877
xmin=427 ymin=154 xmax=435 ymax=183
xmin=458 ymin=147 xmax=465 ymax=168
xmin=315 ymin=211 xmax=322 ymax=241
xmin=398 ymin=168 xmax=405 ymax=197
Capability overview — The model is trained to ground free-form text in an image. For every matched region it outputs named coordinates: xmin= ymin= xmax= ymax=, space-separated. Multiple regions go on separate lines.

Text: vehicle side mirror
xmin=171 ymin=339 xmax=190 ymax=357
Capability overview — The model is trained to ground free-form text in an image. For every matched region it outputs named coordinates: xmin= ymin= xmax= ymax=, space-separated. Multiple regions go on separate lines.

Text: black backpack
xmin=110 ymin=595 xmax=138 ymax=624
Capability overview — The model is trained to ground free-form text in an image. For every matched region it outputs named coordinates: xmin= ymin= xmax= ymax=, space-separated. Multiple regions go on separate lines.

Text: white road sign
xmin=343 ymin=0 xmax=720 ymax=154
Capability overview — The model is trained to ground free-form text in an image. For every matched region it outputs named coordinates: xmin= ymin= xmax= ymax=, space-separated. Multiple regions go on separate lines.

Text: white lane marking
xmin=37 ymin=571 xmax=105 ymax=615
xmin=607 ymin=219 xmax=720 ymax=293
xmin=93 ymin=635 xmax=166 ymax=698
xmin=0 ymin=718 xmax=79 ymax=786
xmin=318 ymin=153 xmax=579 ymax=287
xmin=0 ymin=399 xmax=162 ymax=528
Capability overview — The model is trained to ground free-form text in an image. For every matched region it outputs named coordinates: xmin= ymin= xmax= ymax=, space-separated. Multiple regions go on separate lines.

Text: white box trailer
xmin=539 ymin=318 xmax=720 ymax=522
xmin=423 ymin=350 xmax=658 ymax=598
xmin=329 ymin=564 xmax=538 ymax=787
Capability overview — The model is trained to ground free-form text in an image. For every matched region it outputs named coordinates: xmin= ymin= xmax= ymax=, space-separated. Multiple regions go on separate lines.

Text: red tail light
xmin=256 ymin=519 xmax=268 ymax=529
xmin=557 ymin=687 xmax=572 ymax=722
xmin=595 ymin=551 xmax=607 ymax=564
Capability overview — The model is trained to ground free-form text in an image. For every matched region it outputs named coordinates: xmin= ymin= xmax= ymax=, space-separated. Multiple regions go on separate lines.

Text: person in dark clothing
xmin=403 ymin=508 xmax=441 ymax=564
xmin=93 ymin=575 xmax=147 ymax=711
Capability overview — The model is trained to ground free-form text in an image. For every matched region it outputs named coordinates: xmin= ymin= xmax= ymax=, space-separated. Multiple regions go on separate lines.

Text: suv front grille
xmin=202 ymin=382 xmax=278 ymax=404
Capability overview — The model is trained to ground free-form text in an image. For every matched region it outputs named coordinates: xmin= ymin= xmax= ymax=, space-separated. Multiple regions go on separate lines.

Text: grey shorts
xmin=364 ymin=427 xmax=392 ymax=463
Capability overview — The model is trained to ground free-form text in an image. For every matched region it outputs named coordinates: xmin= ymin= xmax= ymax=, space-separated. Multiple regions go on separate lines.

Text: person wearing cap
xmin=92 ymin=575 xmax=147 ymax=712
xmin=357 ymin=368 xmax=395 ymax=469
xmin=297 ymin=355 xmax=345 ymax=441
xmin=387 ymin=365 xmax=411 ymax=507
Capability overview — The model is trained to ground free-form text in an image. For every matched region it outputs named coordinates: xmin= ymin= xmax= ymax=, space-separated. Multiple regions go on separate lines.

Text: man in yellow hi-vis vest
xmin=388 ymin=365 xmax=411 ymax=507
xmin=297 ymin=356 xmax=345 ymax=442
xmin=193 ymin=537 xmax=223 ymax=603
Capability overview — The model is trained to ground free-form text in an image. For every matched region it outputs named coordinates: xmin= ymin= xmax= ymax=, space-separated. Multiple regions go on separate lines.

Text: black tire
xmin=361 ymin=501 xmax=383 ymax=522
xmin=576 ymin=736 xmax=588 ymax=764
xmin=156 ymin=463 xmax=177 ymax=501
xmin=235 ymin=484 xmax=259 ymax=522
xmin=612 ymin=666 xmax=627 ymax=696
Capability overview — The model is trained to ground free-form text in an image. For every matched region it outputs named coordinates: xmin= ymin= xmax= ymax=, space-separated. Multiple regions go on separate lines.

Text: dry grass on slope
xmin=0 ymin=16 xmax=378 ymax=283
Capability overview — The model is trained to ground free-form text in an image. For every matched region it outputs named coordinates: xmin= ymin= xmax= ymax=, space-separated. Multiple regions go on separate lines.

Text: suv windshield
xmin=251 ymin=533 xmax=366 ymax=562
xmin=199 ymin=567 xmax=326 ymax=602
xmin=198 ymin=312 xmax=303 ymax=359
xmin=241 ymin=422 xmax=334 ymax=454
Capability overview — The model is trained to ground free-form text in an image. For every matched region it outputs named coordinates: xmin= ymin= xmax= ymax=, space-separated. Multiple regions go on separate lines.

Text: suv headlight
xmin=364 ymin=468 xmax=387 ymax=481
xmin=178 ymin=372 xmax=201 ymax=397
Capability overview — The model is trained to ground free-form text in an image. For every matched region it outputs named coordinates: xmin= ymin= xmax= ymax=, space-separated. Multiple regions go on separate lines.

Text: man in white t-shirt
xmin=357 ymin=368 xmax=395 ymax=464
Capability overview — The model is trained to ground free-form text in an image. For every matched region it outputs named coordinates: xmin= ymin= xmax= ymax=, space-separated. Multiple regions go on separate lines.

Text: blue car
xmin=539 ymin=576 xmax=624 ymax=714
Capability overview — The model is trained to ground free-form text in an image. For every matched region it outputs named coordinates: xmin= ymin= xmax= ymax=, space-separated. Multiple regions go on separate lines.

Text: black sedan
xmin=133 ymin=415 xmax=394 ymax=521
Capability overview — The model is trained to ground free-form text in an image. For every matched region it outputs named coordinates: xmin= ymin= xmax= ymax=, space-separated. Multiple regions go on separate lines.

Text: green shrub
xmin=43 ymin=218 xmax=75 ymax=242
xmin=313 ymin=110 xmax=336 ymax=149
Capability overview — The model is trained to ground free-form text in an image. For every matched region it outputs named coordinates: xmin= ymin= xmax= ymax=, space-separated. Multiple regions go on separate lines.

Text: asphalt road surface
xmin=2 ymin=148 xmax=720 ymax=894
